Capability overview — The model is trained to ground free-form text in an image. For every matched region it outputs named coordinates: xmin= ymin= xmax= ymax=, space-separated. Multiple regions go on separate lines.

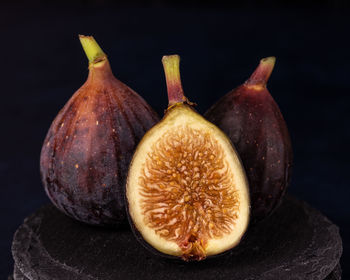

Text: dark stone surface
xmin=9 ymin=264 xmax=343 ymax=280
xmin=12 ymin=265 xmax=28 ymax=280
xmin=9 ymin=266 xmax=344 ymax=280
xmin=325 ymin=264 xmax=342 ymax=280
xmin=11 ymin=195 xmax=342 ymax=280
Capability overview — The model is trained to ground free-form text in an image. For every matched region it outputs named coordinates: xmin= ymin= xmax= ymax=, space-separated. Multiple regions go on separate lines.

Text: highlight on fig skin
xmin=205 ymin=56 xmax=293 ymax=223
xmin=126 ymin=54 xmax=250 ymax=261
xmin=40 ymin=35 xmax=159 ymax=227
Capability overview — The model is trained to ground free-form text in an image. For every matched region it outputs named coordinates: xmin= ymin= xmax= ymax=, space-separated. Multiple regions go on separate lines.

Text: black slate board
xmin=5 ymin=264 xmax=343 ymax=280
xmin=11 ymin=195 xmax=342 ymax=280
xmin=8 ymin=264 xmax=343 ymax=280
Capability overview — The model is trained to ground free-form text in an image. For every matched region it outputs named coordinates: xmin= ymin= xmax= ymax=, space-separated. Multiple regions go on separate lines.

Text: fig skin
xmin=205 ymin=57 xmax=293 ymax=223
xmin=40 ymin=36 xmax=159 ymax=226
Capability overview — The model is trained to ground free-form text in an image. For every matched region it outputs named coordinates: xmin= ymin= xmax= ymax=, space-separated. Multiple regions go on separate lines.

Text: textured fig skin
xmin=40 ymin=60 xmax=159 ymax=226
xmin=205 ymin=84 xmax=293 ymax=223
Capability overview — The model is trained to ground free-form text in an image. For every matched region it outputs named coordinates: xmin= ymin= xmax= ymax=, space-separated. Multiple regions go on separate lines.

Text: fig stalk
xmin=79 ymin=35 xmax=106 ymax=64
xmin=245 ymin=56 xmax=276 ymax=87
xmin=162 ymin=55 xmax=190 ymax=106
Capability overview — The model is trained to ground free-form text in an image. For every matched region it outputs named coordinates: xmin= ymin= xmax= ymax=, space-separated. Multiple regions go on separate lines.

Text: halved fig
xmin=126 ymin=55 xmax=250 ymax=261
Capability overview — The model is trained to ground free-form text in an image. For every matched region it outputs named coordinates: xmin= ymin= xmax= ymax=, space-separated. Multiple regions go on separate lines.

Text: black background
xmin=1 ymin=0 xmax=349 ymax=279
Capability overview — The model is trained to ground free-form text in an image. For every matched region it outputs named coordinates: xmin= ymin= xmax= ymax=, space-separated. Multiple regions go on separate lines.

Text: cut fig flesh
xmin=127 ymin=104 xmax=250 ymax=260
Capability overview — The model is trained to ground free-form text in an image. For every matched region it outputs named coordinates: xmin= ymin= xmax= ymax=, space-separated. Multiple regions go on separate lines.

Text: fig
xmin=126 ymin=55 xmax=250 ymax=261
xmin=40 ymin=35 xmax=159 ymax=226
xmin=205 ymin=57 xmax=293 ymax=223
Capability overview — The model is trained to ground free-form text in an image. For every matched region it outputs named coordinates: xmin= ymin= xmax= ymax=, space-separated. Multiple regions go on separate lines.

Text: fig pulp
xmin=205 ymin=57 xmax=293 ymax=223
xmin=40 ymin=36 xmax=159 ymax=226
xmin=126 ymin=55 xmax=250 ymax=261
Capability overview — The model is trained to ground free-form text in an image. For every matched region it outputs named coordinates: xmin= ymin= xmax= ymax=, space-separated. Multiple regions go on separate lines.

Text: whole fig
xmin=205 ymin=57 xmax=293 ymax=223
xmin=40 ymin=35 xmax=159 ymax=226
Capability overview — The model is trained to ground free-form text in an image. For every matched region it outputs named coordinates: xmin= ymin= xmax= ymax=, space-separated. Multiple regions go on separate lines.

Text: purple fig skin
xmin=205 ymin=57 xmax=293 ymax=223
xmin=40 ymin=58 xmax=159 ymax=227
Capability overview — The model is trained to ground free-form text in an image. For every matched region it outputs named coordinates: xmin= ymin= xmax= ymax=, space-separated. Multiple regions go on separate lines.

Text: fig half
xmin=40 ymin=36 xmax=159 ymax=226
xmin=205 ymin=57 xmax=293 ymax=223
xmin=126 ymin=55 xmax=250 ymax=261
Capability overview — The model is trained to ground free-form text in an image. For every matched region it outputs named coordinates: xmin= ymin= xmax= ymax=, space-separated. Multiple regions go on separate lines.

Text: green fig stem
xmin=79 ymin=35 xmax=107 ymax=65
xmin=245 ymin=56 xmax=276 ymax=87
xmin=162 ymin=55 xmax=187 ymax=106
